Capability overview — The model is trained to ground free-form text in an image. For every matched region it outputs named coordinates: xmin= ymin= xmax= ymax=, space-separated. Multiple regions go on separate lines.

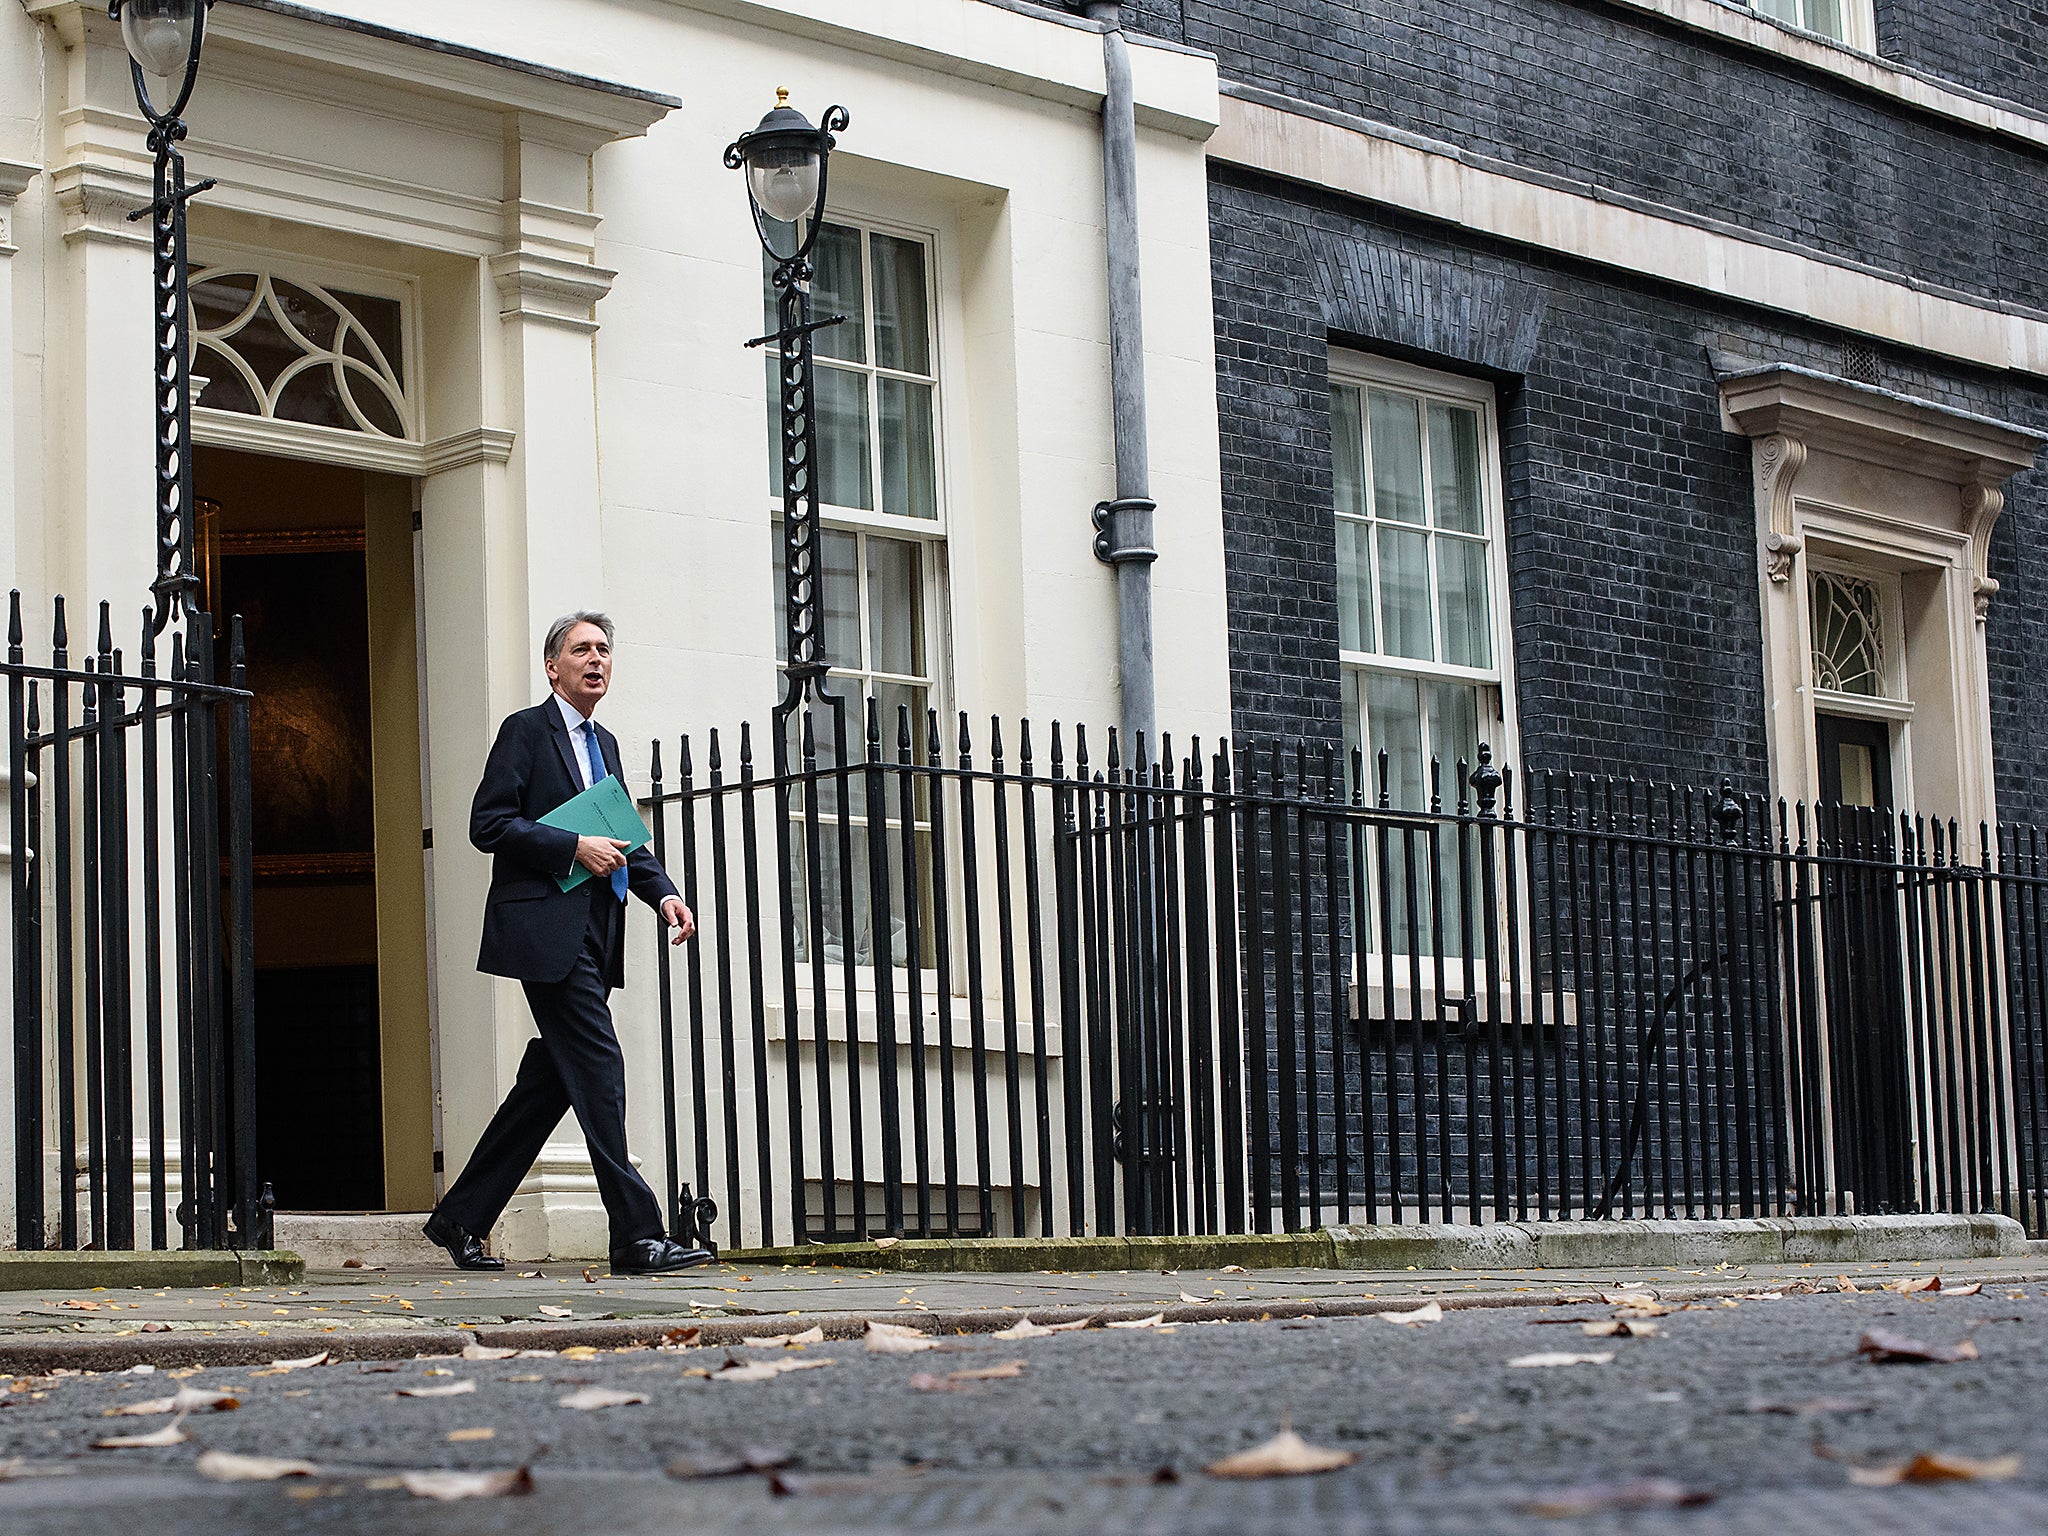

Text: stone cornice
xmin=0 ymin=160 xmax=38 ymax=255
xmin=1719 ymin=365 xmax=2047 ymax=488
xmin=489 ymin=250 xmax=618 ymax=334
xmin=50 ymin=160 xmax=155 ymax=249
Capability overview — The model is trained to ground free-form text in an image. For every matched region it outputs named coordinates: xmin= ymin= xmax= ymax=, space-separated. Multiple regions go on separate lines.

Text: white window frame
xmin=1749 ymin=0 xmax=1876 ymax=53
xmin=1330 ymin=351 xmax=1521 ymax=802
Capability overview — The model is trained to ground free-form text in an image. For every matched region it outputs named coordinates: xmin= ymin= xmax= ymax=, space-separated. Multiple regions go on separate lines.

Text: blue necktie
xmin=580 ymin=722 xmax=628 ymax=903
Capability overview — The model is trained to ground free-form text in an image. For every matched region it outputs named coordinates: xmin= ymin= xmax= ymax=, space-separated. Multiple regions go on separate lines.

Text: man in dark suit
xmin=422 ymin=611 xmax=711 ymax=1275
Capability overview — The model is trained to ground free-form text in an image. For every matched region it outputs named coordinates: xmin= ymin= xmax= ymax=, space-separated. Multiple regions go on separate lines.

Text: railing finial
xmin=1471 ymin=741 xmax=1501 ymax=816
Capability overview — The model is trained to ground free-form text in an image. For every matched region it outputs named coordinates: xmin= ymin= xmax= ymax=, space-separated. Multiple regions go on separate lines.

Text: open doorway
xmin=193 ymin=445 xmax=435 ymax=1214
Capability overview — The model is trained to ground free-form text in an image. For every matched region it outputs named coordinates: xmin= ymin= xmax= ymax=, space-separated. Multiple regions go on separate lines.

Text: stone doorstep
xmin=727 ymin=1214 xmax=2030 ymax=1274
xmin=0 ymin=1250 xmax=302 ymax=1292
xmin=271 ymin=1212 xmax=443 ymax=1272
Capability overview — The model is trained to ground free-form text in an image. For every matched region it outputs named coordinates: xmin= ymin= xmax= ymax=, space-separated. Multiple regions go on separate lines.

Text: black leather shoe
xmin=423 ymin=1212 xmax=505 ymax=1272
xmin=610 ymin=1238 xmax=715 ymax=1276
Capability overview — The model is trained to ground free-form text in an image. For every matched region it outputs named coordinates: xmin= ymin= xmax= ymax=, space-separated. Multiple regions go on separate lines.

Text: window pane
xmin=771 ymin=526 xmax=786 ymax=663
xmin=811 ymin=223 xmax=867 ymax=364
xmin=1332 ymin=384 xmax=1368 ymax=521
xmin=1377 ymin=526 xmax=1434 ymax=661
xmin=1436 ymin=535 xmax=1492 ymax=670
xmin=822 ymin=529 xmax=861 ymax=667
xmin=871 ymin=233 xmax=930 ymax=376
xmin=1802 ymin=0 xmax=1844 ymax=38
xmin=1751 ymin=0 xmax=1799 ymax=22
xmin=872 ymin=678 xmax=928 ymax=763
xmin=1427 ymin=403 xmax=1484 ymax=533
xmin=1337 ymin=518 xmax=1374 ymax=655
xmin=1366 ymin=672 xmax=1425 ymax=811
xmin=879 ymin=377 xmax=938 ymax=519
xmin=814 ymin=365 xmax=873 ymax=511
xmin=1368 ymin=389 xmax=1425 ymax=526
xmin=765 ymin=353 xmax=785 ymax=499
xmin=1427 ymin=681 xmax=1483 ymax=789
xmin=866 ymin=536 xmax=925 ymax=677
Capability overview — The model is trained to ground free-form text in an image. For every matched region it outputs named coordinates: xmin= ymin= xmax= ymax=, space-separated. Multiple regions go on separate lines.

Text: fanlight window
xmin=189 ymin=269 xmax=410 ymax=439
xmin=1809 ymin=569 xmax=1887 ymax=697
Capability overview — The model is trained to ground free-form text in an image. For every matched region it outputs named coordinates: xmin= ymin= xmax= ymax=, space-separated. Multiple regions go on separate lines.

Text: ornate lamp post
xmin=110 ymin=0 xmax=215 ymax=638
xmin=725 ymin=90 xmax=850 ymax=715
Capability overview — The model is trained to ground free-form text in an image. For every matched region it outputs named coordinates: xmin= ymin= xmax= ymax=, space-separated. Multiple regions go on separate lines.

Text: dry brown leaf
xmin=1508 ymin=1351 xmax=1615 ymax=1368
xmin=1611 ymin=1298 xmax=1673 ymax=1317
xmin=1377 ymin=1302 xmax=1444 ymax=1327
xmin=446 ymin=1427 xmax=496 ymax=1443
xmin=195 ymin=1451 xmax=320 ymax=1483
xmin=518 ymin=1270 xmax=546 ymax=1280
xmin=1857 ymin=1329 xmax=1980 ymax=1364
xmin=106 ymin=1386 xmax=239 ymax=1417
xmin=667 ymin=1447 xmax=792 ymax=1479
xmin=991 ymin=1317 xmax=1089 ymax=1340
xmin=559 ymin=1346 xmax=601 ymax=1361
xmin=1885 ymin=1276 xmax=1942 ymax=1295
xmin=558 ymin=1387 xmax=647 ymax=1411
xmin=1221 ymin=1264 xmax=1249 ymax=1274
xmin=139 ymin=1321 xmax=171 ymax=1334
xmin=1943 ymin=1282 xmax=1985 ymax=1297
xmin=537 ymin=1306 xmax=573 ymax=1319
xmin=658 ymin=1326 xmax=701 ymax=1348
xmin=865 ymin=1321 xmax=940 ymax=1354
xmin=268 ymin=1352 xmax=330 ymax=1372
xmin=582 ymin=1269 xmax=598 ymax=1284
xmin=742 ymin=1327 xmax=825 ymax=1349
xmin=1178 ymin=1292 xmax=1211 ymax=1305
xmin=92 ymin=1422 xmax=188 ymax=1450
xmin=397 ymin=1467 xmax=535 ymax=1501
xmin=873 ymin=1236 xmax=902 ymax=1249
xmin=712 ymin=1356 xmax=835 ymax=1383
xmin=1107 ymin=1313 xmax=1167 ymax=1330
xmin=1521 ymin=1477 xmax=1714 ymax=1517
xmin=1837 ymin=1275 xmax=1860 ymax=1293
xmin=461 ymin=1344 xmax=518 ymax=1362
xmin=397 ymin=1380 xmax=478 ymax=1398
xmin=1582 ymin=1318 xmax=1660 ymax=1338
xmin=1846 ymin=1452 xmax=2020 ymax=1487
xmin=1205 ymin=1429 xmax=1357 ymax=1479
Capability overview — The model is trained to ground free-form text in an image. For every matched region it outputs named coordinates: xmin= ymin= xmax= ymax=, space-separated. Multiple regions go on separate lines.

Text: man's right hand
xmin=574 ymin=836 xmax=631 ymax=879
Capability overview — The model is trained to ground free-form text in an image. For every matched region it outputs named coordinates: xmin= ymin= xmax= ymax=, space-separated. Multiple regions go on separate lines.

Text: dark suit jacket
xmin=471 ymin=700 xmax=679 ymax=987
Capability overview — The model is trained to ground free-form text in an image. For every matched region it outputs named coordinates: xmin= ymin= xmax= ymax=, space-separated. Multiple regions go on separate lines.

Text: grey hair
xmin=544 ymin=610 xmax=616 ymax=662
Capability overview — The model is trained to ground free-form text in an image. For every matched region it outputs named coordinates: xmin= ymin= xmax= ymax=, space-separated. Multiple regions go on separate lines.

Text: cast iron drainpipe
xmin=1085 ymin=0 xmax=1159 ymax=757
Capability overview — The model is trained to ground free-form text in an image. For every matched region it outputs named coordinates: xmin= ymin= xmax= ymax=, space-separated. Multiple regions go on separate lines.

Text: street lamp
xmin=725 ymin=90 xmax=850 ymax=712
xmin=110 ymin=0 xmax=216 ymax=638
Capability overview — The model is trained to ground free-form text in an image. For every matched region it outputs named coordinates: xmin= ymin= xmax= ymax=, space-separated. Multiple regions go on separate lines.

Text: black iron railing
xmin=642 ymin=707 xmax=2048 ymax=1251
xmin=5 ymin=592 xmax=264 ymax=1252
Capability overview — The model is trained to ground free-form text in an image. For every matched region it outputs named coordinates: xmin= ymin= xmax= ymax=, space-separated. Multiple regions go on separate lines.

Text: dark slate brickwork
xmin=1208 ymin=164 xmax=2048 ymax=823
xmin=1130 ymin=0 xmax=2048 ymax=314
xmin=1876 ymin=0 xmax=2048 ymax=108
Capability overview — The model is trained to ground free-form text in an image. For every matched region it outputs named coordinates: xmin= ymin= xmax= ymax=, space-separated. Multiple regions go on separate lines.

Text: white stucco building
xmin=0 ymin=0 xmax=1231 ymax=1255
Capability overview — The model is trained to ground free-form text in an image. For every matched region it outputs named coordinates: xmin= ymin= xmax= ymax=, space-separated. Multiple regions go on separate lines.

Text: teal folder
xmin=540 ymin=775 xmax=654 ymax=892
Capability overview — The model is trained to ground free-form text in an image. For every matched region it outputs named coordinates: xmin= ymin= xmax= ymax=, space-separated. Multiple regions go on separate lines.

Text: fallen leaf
xmin=991 ymin=1317 xmax=1089 ymax=1340
xmin=139 ymin=1322 xmax=171 ymax=1334
xmin=742 ymin=1327 xmax=825 ymax=1349
xmin=559 ymin=1346 xmax=601 ymax=1361
xmin=340 ymin=1259 xmax=384 ymax=1272
xmin=1107 ymin=1313 xmax=1166 ymax=1330
xmin=582 ymin=1269 xmax=598 ymax=1284
xmin=1745 ymin=1396 xmax=1874 ymax=1416
xmin=1610 ymin=1298 xmax=1673 ymax=1317
xmin=658 ymin=1327 xmax=701 ymax=1348
xmin=446 ymin=1427 xmax=496 ymax=1443
xmin=909 ymin=1359 xmax=1028 ymax=1391
xmin=268 ymin=1352 xmax=330 ymax=1372
xmin=712 ymin=1356 xmax=835 ymax=1383
xmin=1837 ymin=1276 xmax=1860 ymax=1293
xmin=196 ymin=1451 xmax=320 ymax=1482
xmin=462 ymin=1344 xmax=518 ymax=1362
xmin=58 ymin=1299 xmax=100 ymax=1311
xmin=1521 ymin=1477 xmax=1714 ymax=1517
xmin=1582 ymin=1318 xmax=1661 ymax=1338
xmin=106 ymin=1386 xmax=239 ymax=1417
xmin=667 ymin=1447 xmax=793 ymax=1479
xmin=537 ymin=1306 xmax=573 ymax=1319
xmin=1886 ymin=1276 xmax=1942 ymax=1295
xmin=558 ymin=1387 xmax=647 ymax=1411
xmin=1508 ymin=1352 xmax=1615 ymax=1369
xmin=1846 ymin=1452 xmax=2020 ymax=1487
xmin=1943 ymin=1283 xmax=1985 ymax=1298
xmin=518 ymin=1271 xmax=547 ymax=1280
xmin=1178 ymin=1292 xmax=1210 ymax=1305
xmin=92 ymin=1422 xmax=188 ymax=1449
xmin=1377 ymin=1302 xmax=1443 ymax=1327
xmin=1205 ymin=1429 xmax=1357 ymax=1479
xmin=397 ymin=1381 xmax=478 ymax=1398
xmin=1221 ymin=1264 xmax=1249 ymax=1274
xmin=1857 ymin=1329 xmax=1980 ymax=1364
xmin=865 ymin=1322 xmax=940 ymax=1354
xmin=873 ymin=1236 xmax=901 ymax=1249
xmin=397 ymin=1468 xmax=535 ymax=1501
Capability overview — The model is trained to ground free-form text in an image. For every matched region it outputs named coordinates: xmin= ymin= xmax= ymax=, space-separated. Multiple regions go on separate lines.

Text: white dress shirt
xmin=554 ymin=692 xmax=601 ymax=791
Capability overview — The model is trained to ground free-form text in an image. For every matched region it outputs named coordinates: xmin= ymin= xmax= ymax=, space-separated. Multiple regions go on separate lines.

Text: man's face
xmin=546 ymin=622 xmax=612 ymax=716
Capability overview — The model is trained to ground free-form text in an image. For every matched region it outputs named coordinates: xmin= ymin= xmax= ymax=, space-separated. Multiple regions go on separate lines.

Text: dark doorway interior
xmin=1817 ymin=713 xmax=1895 ymax=810
xmin=196 ymin=446 xmax=384 ymax=1212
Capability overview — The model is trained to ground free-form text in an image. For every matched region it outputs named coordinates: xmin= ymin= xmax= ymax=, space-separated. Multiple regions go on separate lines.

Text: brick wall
xmin=1208 ymin=164 xmax=2048 ymax=821
xmin=1876 ymin=0 xmax=2048 ymax=106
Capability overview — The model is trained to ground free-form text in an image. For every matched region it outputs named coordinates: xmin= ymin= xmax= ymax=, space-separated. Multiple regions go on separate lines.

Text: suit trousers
xmin=437 ymin=888 xmax=665 ymax=1248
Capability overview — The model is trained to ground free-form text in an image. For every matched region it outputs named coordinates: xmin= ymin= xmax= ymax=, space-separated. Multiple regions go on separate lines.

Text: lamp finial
xmin=775 ymin=86 xmax=790 ymax=108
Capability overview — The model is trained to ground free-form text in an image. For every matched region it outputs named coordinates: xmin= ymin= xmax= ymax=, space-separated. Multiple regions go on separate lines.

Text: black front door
xmin=1814 ymin=713 xmax=1912 ymax=1213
